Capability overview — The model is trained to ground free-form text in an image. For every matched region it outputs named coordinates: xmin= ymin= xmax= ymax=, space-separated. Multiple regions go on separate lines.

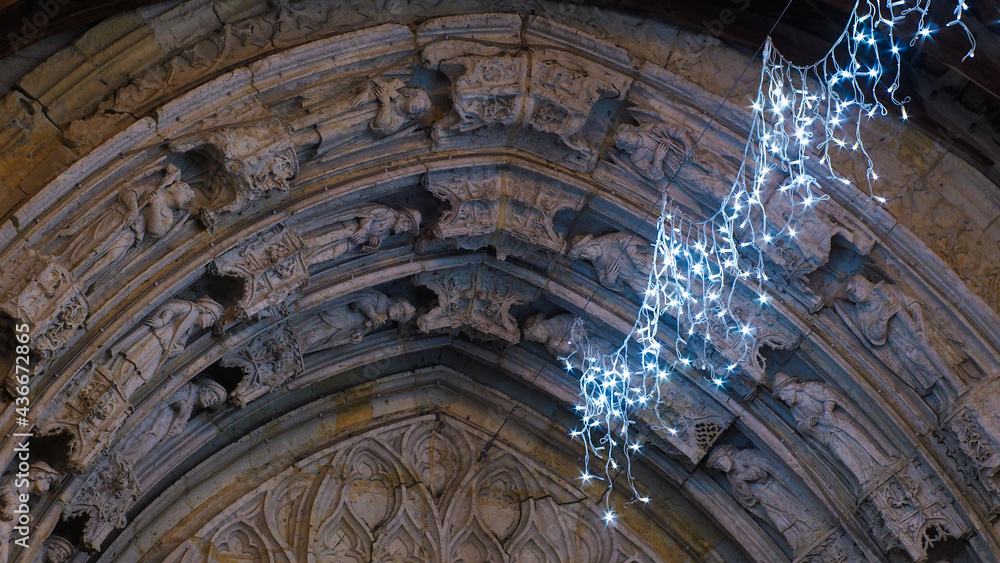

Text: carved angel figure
xmin=307 ymin=205 xmax=421 ymax=265
xmin=61 ymin=164 xmax=194 ymax=283
xmin=569 ymin=232 xmax=652 ymax=295
xmin=351 ymin=78 xmax=431 ymax=136
xmin=773 ymin=373 xmax=894 ymax=487
xmin=0 ymin=462 xmax=61 ymax=561
xmin=316 ymin=291 xmax=416 ymax=349
xmin=106 ymin=297 xmax=224 ymax=389
xmin=117 ymin=377 xmax=227 ymax=464
xmin=614 ymin=122 xmax=685 ymax=181
xmin=708 ymin=445 xmax=824 ymax=555
xmin=834 ymin=274 xmax=964 ymax=412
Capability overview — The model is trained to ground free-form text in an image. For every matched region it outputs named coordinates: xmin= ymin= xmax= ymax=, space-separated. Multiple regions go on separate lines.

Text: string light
xmin=561 ymin=0 xmax=976 ymax=516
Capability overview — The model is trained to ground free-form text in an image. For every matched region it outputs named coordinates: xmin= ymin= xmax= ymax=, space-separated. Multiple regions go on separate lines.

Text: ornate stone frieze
xmin=65 ymin=377 xmax=227 ymax=551
xmin=297 ymin=290 xmax=415 ymax=353
xmin=161 ymin=414 xmax=662 ymax=562
xmin=708 ymin=445 xmax=828 ymax=557
xmin=219 ymin=323 xmax=304 ymax=408
xmin=303 ymin=204 xmax=420 ymax=266
xmin=209 ymin=225 xmax=308 ymax=329
xmin=858 ymin=459 xmax=969 ymax=561
xmin=170 ymin=107 xmax=297 ymax=230
xmin=414 ymin=264 xmax=538 ymax=344
xmin=833 ymin=273 xmax=974 ymax=414
xmin=425 ymin=167 xmax=584 ymax=260
xmin=773 ymin=373 xmax=897 ymax=489
xmin=0 ymin=249 xmax=88 ymax=362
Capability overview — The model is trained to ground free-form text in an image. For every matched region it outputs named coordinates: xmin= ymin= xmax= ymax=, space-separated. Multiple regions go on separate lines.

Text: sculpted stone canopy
xmin=0 ymin=1 xmax=999 ymax=562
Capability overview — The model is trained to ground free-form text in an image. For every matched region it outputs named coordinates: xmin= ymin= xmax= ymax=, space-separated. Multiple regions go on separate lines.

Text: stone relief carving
xmin=859 ymin=459 xmax=969 ymax=561
xmin=653 ymin=379 xmax=734 ymax=467
xmin=301 ymin=290 xmax=416 ymax=351
xmin=39 ymin=535 xmax=74 ymax=563
xmin=209 ymin=224 xmax=309 ymax=329
xmin=0 ymin=462 xmax=61 ymax=562
xmin=708 ymin=445 xmax=826 ymax=556
xmin=219 ymin=323 xmax=303 ymax=408
xmin=799 ymin=527 xmax=868 ymax=563
xmin=773 ymin=373 xmax=896 ymax=488
xmin=38 ymin=297 xmax=223 ymax=469
xmin=350 ymin=78 xmax=431 ymax=136
xmin=568 ymin=232 xmax=653 ymax=295
xmin=936 ymin=390 xmax=1000 ymax=517
xmin=435 ymin=53 xmax=529 ymax=134
xmin=612 ymin=121 xmax=687 ymax=182
xmin=304 ymin=204 xmax=421 ymax=266
xmin=0 ymin=249 xmax=88 ymax=363
xmin=834 ymin=274 xmax=971 ymax=413
xmin=59 ymin=164 xmax=195 ymax=287
xmin=162 ymin=414 xmax=661 ymax=562
xmin=65 ymin=377 xmax=227 ymax=550
xmin=521 ymin=313 xmax=614 ymax=361
xmin=425 ymin=167 xmax=585 ymax=259
xmin=414 ymin=264 xmax=537 ymax=344
xmin=170 ymin=109 xmax=297 ymax=230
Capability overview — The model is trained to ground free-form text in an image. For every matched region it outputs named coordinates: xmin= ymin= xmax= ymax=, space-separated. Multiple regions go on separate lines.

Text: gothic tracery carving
xmin=219 ymin=323 xmax=304 ymax=408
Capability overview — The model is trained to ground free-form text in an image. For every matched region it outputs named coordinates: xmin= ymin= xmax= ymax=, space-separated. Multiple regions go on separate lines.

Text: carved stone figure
xmin=307 ymin=205 xmax=421 ymax=265
xmin=61 ymin=164 xmax=194 ymax=283
xmin=116 ymin=377 xmax=227 ymax=464
xmin=105 ymin=297 xmax=224 ymax=395
xmin=773 ymin=373 xmax=894 ymax=487
xmin=569 ymin=232 xmax=652 ymax=295
xmin=438 ymin=54 xmax=529 ymax=133
xmin=521 ymin=313 xmax=613 ymax=359
xmin=834 ymin=274 xmax=964 ymax=412
xmin=350 ymin=78 xmax=431 ymax=136
xmin=0 ymin=462 xmax=61 ymax=561
xmin=613 ymin=122 xmax=685 ymax=181
xmin=708 ymin=445 xmax=825 ymax=555
xmin=40 ymin=535 xmax=75 ymax=563
xmin=314 ymin=291 xmax=415 ymax=349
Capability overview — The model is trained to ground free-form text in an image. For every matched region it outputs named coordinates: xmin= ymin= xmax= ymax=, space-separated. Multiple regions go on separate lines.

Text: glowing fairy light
xmin=560 ymin=0 xmax=975 ymax=517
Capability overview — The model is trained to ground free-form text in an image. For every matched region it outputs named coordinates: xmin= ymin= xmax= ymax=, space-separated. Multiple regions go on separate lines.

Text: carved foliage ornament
xmin=219 ymin=322 xmax=304 ymax=408
xmin=426 ymin=167 xmax=584 ymax=259
xmin=414 ymin=263 xmax=537 ymax=344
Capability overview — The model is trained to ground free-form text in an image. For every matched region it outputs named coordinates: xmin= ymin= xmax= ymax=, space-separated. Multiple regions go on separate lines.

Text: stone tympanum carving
xmin=834 ymin=274 xmax=966 ymax=412
xmin=0 ymin=462 xmax=60 ymax=561
xmin=773 ymin=373 xmax=895 ymax=487
xmin=306 ymin=204 xmax=421 ymax=265
xmin=708 ymin=445 xmax=825 ymax=555
xmin=569 ymin=232 xmax=652 ymax=295
xmin=209 ymin=224 xmax=309 ymax=328
xmin=60 ymin=164 xmax=194 ymax=285
xmin=415 ymin=264 xmax=537 ymax=344
xmin=219 ymin=323 xmax=304 ymax=408
xmin=313 ymin=291 xmax=416 ymax=350
xmin=117 ymin=377 xmax=227 ymax=463
xmin=350 ymin=78 xmax=431 ymax=136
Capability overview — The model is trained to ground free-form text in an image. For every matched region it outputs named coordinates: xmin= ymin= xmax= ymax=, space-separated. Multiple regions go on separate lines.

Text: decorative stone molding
xmin=414 ymin=263 xmax=538 ymax=344
xmin=425 ymin=167 xmax=585 ymax=260
xmin=218 ymin=322 xmax=304 ymax=408
xmin=858 ymin=459 xmax=970 ymax=561
xmin=0 ymin=249 xmax=88 ymax=363
xmin=63 ymin=452 xmax=138 ymax=552
xmin=209 ymin=224 xmax=308 ymax=330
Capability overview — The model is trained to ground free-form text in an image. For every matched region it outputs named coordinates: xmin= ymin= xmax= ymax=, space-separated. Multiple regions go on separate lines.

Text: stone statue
xmin=61 ymin=164 xmax=195 ymax=283
xmin=316 ymin=291 xmax=416 ymax=349
xmin=708 ymin=445 xmax=824 ymax=555
xmin=40 ymin=535 xmax=74 ymax=563
xmin=0 ymin=462 xmax=61 ymax=561
xmin=614 ymin=122 xmax=685 ymax=181
xmin=522 ymin=314 xmax=613 ymax=361
xmin=307 ymin=205 xmax=421 ymax=265
xmin=834 ymin=274 xmax=963 ymax=412
xmin=106 ymin=297 xmax=225 ymax=392
xmin=116 ymin=377 xmax=227 ymax=464
xmin=569 ymin=233 xmax=652 ymax=295
xmin=350 ymin=78 xmax=431 ymax=136
xmin=773 ymin=373 xmax=894 ymax=487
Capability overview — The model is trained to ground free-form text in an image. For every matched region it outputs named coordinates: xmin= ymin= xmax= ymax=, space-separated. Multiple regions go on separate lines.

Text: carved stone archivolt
xmin=218 ymin=323 xmax=304 ymax=408
xmin=426 ymin=167 xmax=585 ymax=259
xmin=414 ymin=263 xmax=538 ymax=344
xmin=303 ymin=203 xmax=421 ymax=266
xmin=569 ymin=232 xmax=653 ymax=295
xmin=296 ymin=289 xmax=416 ymax=353
xmin=0 ymin=462 xmax=60 ymax=562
